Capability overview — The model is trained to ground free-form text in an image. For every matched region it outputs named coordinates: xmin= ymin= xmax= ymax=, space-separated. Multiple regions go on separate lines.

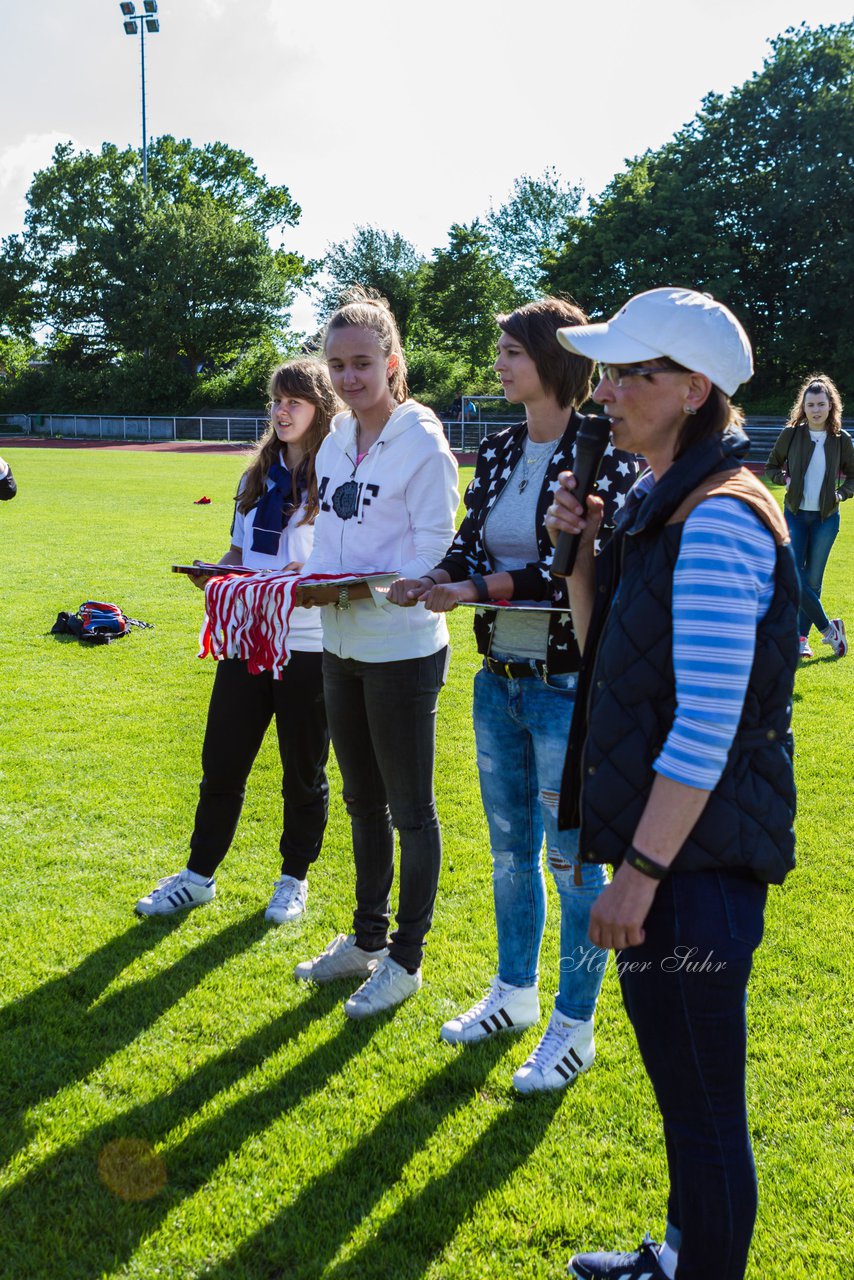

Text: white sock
xmin=186 ymin=869 xmax=211 ymax=886
xmin=657 ymin=1241 xmax=678 ymax=1279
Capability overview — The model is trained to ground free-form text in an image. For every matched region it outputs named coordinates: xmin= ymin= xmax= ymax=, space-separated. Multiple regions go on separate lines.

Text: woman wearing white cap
xmin=546 ymin=288 xmax=799 ymax=1280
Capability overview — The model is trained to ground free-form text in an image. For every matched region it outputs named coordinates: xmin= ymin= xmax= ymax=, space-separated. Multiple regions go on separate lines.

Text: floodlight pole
xmin=119 ymin=3 xmax=159 ymax=189
xmin=140 ymin=19 xmax=148 ymax=187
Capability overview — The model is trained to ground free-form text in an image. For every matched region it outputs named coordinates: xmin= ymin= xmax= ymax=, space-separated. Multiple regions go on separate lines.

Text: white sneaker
xmin=798 ymin=635 xmax=813 ymax=659
xmin=135 ymin=869 xmax=215 ymax=916
xmin=344 ymin=957 xmax=422 ymax=1020
xmin=512 ymin=1010 xmax=595 ymax=1094
xmin=822 ymin=618 xmax=848 ymax=657
xmin=294 ymin=933 xmax=388 ymax=984
xmin=440 ymin=978 xmax=540 ymax=1044
xmin=265 ymin=874 xmax=307 ymax=924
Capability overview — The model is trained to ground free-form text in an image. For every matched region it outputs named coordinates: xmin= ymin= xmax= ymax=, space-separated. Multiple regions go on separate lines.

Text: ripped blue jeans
xmin=473 ymin=664 xmax=607 ymax=1021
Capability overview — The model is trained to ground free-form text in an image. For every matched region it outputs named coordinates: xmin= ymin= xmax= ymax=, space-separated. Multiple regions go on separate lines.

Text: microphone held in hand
xmin=550 ymin=415 xmax=613 ymax=577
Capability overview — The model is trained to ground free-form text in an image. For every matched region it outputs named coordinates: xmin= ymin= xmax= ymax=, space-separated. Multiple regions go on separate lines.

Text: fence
xmin=0 ymin=413 xmax=266 ymax=442
xmin=2 ymin=411 xmax=847 ymax=465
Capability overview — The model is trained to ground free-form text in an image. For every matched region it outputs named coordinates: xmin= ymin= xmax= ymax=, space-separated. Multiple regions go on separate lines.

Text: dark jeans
xmin=785 ymin=506 xmax=840 ymax=635
xmin=322 ymin=647 xmax=449 ymax=971
xmin=187 ymin=653 xmax=329 ymax=881
xmin=618 ymin=869 xmax=768 ymax=1280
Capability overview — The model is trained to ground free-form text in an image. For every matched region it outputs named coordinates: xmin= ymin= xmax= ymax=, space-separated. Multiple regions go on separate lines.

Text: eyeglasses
xmin=597 ymin=364 xmax=680 ymax=387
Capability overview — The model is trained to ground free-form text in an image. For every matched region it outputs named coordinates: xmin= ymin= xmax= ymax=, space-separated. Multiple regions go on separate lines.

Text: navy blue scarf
xmin=251 ymin=461 xmax=296 ymax=555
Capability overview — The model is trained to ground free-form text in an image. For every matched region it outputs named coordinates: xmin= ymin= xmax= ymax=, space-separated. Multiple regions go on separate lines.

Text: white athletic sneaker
xmin=265 ymin=874 xmax=307 ymax=924
xmin=822 ymin=618 xmax=848 ymax=657
xmin=135 ymin=869 xmax=215 ymax=916
xmin=798 ymin=635 xmax=813 ymax=659
xmin=440 ymin=978 xmax=540 ymax=1044
xmin=344 ymin=957 xmax=422 ymax=1020
xmin=512 ymin=1010 xmax=595 ymax=1094
xmin=294 ymin=933 xmax=388 ymax=983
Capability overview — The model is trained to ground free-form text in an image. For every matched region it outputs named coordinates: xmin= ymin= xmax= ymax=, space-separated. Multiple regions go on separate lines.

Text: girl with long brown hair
xmin=136 ymin=358 xmax=338 ymax=921
xmin=765 ymin=373 xmax=854 ymax=657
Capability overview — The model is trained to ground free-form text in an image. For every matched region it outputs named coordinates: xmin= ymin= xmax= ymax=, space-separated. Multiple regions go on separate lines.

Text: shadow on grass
xmin=195 ymin=1039 xmax=559 ymax=1280
xmin=0 ymin=912 xmax=266 ymax=1167
xmin=0 ymin=983 xmax=369 ymax=1280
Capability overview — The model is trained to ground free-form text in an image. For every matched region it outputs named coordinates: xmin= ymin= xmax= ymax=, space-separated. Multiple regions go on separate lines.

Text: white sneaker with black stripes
xmin=512 ymin=1009 xmax=594 ymax=1093
xmin=440 ymin=978 xmax=539 ymax=1044
xmin=135 ymin=869 xmax=215 ymax=916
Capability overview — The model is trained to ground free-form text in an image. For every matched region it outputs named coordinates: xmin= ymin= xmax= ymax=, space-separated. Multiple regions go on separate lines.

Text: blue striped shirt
xmin=654 ymin=496 xmax=776 ymax=790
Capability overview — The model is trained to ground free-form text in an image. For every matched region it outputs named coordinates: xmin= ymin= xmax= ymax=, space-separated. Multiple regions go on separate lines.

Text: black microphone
xmin=550 ymin=414 xmax=612 ymax=577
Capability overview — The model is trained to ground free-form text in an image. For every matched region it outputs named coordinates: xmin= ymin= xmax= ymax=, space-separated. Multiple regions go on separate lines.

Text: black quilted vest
xmin=559 ymin=432 xmax=799 ymax=884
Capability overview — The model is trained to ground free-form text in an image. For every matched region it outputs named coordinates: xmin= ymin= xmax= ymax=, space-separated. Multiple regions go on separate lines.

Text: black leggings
xmin=187 ymin=653 xmax=329 ymax=881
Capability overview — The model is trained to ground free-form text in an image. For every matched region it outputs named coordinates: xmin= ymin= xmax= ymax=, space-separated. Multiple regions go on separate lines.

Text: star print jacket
xmin=435 ymin=412 xmax=639 ymax=673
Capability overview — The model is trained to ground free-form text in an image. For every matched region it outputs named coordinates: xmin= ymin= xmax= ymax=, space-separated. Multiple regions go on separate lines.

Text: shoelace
xmin=270 ymin=881 xmax=301 ymax=905
xmin=527 ymin=1021 xmax=571 ymax=1066
xmin=150 ymin=874 xmax=182 ymax=899
xmin=458 ymin=981 xmax=504 ymax=1023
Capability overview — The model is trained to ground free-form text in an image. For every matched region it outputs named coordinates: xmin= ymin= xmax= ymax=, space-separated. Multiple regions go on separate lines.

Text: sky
xmin=2 ymin=0 xmax=851 ymax=330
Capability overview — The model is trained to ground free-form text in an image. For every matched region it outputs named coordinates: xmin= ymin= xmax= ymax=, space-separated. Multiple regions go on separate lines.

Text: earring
xmin=683 ymin=404 xmax=698 ymax=416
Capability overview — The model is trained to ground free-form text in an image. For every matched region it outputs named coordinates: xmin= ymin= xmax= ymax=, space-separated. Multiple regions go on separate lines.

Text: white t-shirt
xmin=231 ymin=467 xmax=322 ymax=652
xmin=801 ymin=431 xmax=827 ymax=511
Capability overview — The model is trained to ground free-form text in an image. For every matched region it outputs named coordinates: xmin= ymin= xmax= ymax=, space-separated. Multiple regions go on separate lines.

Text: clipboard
xmin=172 ymin=563 xmax=259 ymax=577
xmin=171 ymin=565 xmax=398 ymax=608
xmin=454 ymin=600 xmax=570 ymax=615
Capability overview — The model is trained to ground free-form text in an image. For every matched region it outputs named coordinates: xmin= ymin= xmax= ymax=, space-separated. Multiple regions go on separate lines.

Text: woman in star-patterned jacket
xmin=389 ymin=298 xmax=637 ymax=1091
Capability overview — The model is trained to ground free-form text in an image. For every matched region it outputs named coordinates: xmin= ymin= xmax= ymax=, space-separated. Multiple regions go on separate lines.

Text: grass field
xmin=0 ymin=446 xmax=852 ymax=1280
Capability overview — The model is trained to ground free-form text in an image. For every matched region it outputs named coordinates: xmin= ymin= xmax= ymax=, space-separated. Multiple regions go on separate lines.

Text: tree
xmin=485 ymin=168 xmax=584 ymax=296
xmin=416 ymin=222 xmax=522 ymax=381
xmin=545 ymin=22 xmax=854 ymax=398
xmin=6 ymin=136 xmax=310 ymax=370
xmin=316 ymin=226 xmax=423 ymax=339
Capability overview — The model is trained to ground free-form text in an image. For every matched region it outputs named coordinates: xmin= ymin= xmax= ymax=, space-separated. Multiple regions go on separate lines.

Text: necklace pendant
xmin=518 ymin=478 xmax=528 ymax=493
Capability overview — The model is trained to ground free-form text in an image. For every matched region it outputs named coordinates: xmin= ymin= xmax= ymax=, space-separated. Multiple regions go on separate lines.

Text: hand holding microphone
xmin=549 ymin=415 xmax=612 ymax=576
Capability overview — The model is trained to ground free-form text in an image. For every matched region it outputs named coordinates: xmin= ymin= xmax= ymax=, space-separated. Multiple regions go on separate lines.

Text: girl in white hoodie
xmin=295 ymin=290 xmax=459 ymax=1018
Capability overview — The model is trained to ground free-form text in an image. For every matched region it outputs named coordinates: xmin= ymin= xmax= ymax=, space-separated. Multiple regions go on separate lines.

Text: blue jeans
xmin=785 ymin=506 xmax=839 ymax=635
xmin=619 ymin=870 xmax=768 ymax=1280
xmin=473 ymin=665 xmax=607 ymax=1021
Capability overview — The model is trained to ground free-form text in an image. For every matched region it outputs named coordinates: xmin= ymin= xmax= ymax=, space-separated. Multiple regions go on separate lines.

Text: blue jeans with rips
xmin=785 ymin=506 xmax=840 ymax=635
xmin=472 ymin=664 xmax=607 ymax=1021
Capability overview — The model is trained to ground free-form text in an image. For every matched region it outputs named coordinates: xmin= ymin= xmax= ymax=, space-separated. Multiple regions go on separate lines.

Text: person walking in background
xmin=136 ymin=359 xmax=336 ymax=923
xmin=0 ymin=456 xmax=17 ymax=500
xmin=549 ymin=288 xmax=799 ymax=1280
xmin=295 ymin=289 xmax=459 ymax=1020
xmin=765 ymin=373 xmax=853 ymax=658
xmin=389 ymin=298 xmax=637 ymax=1091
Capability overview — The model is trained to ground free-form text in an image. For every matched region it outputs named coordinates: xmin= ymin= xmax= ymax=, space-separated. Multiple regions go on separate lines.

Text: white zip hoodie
xmin=304 ymin=399 xmax=459 ymax=661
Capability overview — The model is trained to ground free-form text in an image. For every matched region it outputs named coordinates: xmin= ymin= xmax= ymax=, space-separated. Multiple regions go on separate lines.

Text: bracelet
xmin=421 ymin=573 xmax=439 ymax=586
xmin=469 ymin=573 xmax=490 ymax=603
xmin=624 ymin=845 xmax=669 ymax=881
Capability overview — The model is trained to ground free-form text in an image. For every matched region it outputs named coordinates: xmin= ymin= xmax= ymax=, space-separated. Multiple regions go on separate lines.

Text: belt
xmin=483 ymin=656 xmax=546 ymax=679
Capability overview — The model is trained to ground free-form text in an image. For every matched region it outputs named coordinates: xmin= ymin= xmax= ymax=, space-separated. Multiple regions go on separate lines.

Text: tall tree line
xmin=1 ymin=21 xmax=850 ymax=413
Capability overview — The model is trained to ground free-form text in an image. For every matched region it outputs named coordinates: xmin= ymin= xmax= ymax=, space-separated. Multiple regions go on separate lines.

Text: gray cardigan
xmin=765 ymin=424 xmax=854 ymax=520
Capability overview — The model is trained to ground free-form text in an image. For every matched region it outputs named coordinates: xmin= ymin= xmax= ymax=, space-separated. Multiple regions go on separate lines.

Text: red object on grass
xmin=194 ymin=496 xmax=211 ymax=504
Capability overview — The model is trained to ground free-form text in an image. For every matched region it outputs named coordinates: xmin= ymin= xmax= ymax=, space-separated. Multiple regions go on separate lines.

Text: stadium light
xmin=117 ymin=1 xmax=160 ymax=188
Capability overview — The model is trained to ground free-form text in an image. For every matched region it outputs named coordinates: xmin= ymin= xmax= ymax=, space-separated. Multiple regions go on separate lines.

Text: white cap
xmin=557 ymin=287 xmax=753 ymax=395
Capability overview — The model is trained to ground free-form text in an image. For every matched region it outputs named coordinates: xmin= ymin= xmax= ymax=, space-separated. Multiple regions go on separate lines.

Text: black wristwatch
xmin=624 ymin=846 xmax=669 ymax=881
xmin=469 ymin=573 xmax=490 ymax=603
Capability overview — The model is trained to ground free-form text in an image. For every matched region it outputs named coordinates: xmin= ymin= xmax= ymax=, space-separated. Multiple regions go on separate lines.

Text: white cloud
xmin=0 ymin=131 xmax=76 ymax=237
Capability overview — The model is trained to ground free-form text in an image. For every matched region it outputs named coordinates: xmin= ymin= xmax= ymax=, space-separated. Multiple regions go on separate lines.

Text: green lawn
xmin=0 ymin=447 xmax=852 ymax=1280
